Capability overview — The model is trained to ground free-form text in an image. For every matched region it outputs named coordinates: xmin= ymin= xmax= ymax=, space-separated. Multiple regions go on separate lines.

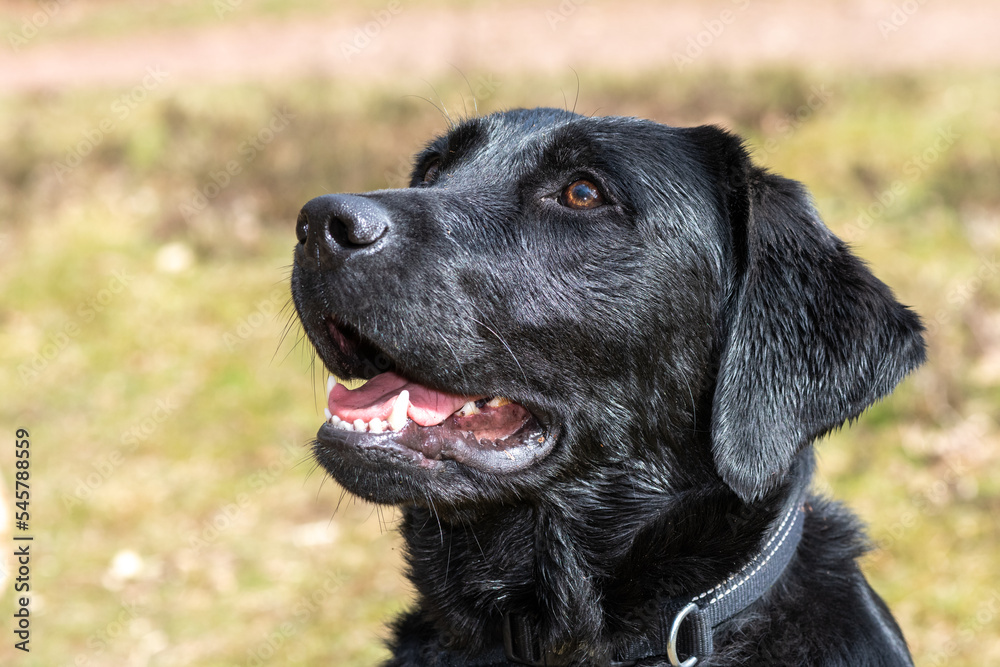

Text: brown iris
xmin=560 ymin=179 xmax=603 ymax=209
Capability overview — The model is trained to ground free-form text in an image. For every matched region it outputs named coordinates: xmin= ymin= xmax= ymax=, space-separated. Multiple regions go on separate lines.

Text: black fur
xmin=290 ymin=108 xmax=925 ymax=666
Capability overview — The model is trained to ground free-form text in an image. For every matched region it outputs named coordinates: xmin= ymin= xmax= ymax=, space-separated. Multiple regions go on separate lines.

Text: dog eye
xmin=420 ymin=160 xmax=441 ymax=185
xmin=559 ymin=179 xmax=604 ymax=209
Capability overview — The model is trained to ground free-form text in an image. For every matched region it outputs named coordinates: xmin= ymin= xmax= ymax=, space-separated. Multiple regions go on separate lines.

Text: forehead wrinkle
xmin=478 ymin=114 xmax=578 ymax=178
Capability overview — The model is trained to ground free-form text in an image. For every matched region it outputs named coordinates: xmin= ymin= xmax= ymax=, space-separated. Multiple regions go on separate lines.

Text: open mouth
xmin=315 ymin=318 xmax=556 ymax=473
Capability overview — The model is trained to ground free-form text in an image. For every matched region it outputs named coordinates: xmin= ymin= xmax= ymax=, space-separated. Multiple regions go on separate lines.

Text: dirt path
xmin=1 ymin=0 xmax=997 ymax=92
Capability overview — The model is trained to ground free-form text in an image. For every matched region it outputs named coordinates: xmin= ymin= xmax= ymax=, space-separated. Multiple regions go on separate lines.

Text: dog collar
xmin=498 ymin=488 xmax=808 ymax=667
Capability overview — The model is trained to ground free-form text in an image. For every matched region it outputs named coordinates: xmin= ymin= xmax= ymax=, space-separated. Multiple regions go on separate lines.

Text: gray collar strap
xmin=500 ymin=489 xmax=808 ymax=667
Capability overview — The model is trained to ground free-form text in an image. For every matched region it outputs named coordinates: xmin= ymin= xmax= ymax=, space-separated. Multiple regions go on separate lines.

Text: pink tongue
xmin=328 ymin=371 xmax=476 ymax=427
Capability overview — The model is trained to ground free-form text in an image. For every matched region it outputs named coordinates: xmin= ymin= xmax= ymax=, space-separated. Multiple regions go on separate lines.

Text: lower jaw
xmin=314 ymin=418 xmax=557 ymax=474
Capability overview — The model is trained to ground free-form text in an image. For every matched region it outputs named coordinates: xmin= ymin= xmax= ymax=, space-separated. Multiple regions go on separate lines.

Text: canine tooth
xmin=369 ymin=418 xmax=385 ymax=433
xmin=388 ymin=390 xmax=409 ymax=431
xmin=326 ymin=375 xmax=336 ymax=396
xmin=486 ymin=396 xmax=512 ymax=408
xmin=353 ymin=418 xmax=367 ymax=432
xmin=324 ymin=408 xmax=333 ymax=421
xmin=456 ymin=401 xmax=480 ymax=417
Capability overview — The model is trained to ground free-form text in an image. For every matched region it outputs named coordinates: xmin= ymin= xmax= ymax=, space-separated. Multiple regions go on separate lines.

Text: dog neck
xmin=395 ymin=450 xmax=814 ymax=663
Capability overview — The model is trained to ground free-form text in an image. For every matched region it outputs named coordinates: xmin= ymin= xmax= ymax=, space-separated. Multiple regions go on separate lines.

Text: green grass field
xmin=1 ymin=66 xmax=998 ymax=665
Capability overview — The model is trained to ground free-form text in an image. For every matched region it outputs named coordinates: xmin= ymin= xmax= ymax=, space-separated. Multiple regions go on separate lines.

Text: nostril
xmin=340 ymin=211 xmax=387 ymax=246
xmin=325 ymin=211 xmax=383 ymax=249
xmin=297 ymin=193 xmax=391 ymax=256
xmin=327 ymin=213 xmax=356 ymax=248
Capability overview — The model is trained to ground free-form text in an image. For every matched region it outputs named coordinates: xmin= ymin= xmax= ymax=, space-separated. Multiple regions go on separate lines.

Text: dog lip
xmin=326 ymin=316 xmax=373 ymax=366
xmin=327 ymin=318 xmax=356 ymax=357
xmin=321 ymin=315 xmax=396 ymax=380
xmin=315 ymin=414 xmax=558 ymax=473
xmin=311 ymin=317 xmax=560 ymax=473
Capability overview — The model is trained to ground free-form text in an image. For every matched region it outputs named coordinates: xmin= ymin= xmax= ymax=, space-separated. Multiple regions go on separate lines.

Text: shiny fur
xmin=291 ymin=108 xmax=925 ymax=665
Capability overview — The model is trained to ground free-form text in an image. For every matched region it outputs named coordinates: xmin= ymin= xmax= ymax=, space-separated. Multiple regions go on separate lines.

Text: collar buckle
xmin=502 ymin=492 xmax=806 ymax=667
xmin=667 ymin=602 xmax=701 ymax=667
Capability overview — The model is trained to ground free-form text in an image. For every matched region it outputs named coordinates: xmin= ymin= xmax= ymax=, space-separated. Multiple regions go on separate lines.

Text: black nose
xmin=296 ymin=194 xmax=391 ymax=260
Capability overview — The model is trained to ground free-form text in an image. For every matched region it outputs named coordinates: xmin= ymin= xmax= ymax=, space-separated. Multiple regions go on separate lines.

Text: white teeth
xmin=388 ymin=390 xmax=409 ymax=432
xmin=486 ymin=396 xmax=512 ymax=408
xmin=325 ymin=381 xmax=407 ymax=433
xmin=456 ymin=401 xmax=480 ymax=417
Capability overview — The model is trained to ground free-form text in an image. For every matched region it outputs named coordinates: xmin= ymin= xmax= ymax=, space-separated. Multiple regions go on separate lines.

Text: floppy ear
xmin=707 ymin=135 xmax=926 ymax=502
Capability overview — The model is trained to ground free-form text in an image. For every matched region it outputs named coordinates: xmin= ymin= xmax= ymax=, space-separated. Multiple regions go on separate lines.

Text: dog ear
xmin=702 ymin=129 xmax=926 ymax=503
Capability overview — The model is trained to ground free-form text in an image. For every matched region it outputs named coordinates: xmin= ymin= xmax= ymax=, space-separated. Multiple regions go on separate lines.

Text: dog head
xmin=291 ymin=108 xmax=924 ymax=508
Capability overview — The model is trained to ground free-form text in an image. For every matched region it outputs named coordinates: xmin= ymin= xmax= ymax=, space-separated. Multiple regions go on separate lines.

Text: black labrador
xmin=291 ymin=108 xmax=924 ymax=666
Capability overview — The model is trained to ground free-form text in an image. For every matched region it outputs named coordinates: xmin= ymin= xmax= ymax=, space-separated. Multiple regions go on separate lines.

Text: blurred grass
xmin=0 ymin=0 xmax=511 ymax=48
xmin=0 ymin=67 xmax=998 ymax=665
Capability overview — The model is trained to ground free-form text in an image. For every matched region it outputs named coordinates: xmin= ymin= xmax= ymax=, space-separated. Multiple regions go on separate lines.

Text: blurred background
xmin=0 ymin=0 xmax=998 ymax=664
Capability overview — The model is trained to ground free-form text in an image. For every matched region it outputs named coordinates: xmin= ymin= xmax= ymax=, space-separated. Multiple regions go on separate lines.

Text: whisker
xmin=450 ymin=63 xmax=479 ymax=117
xmin=435 ymin=328 xmax=472 ymax=395
xmin=402 ymin=93 xmax=446 ymax=120
xmin=422 ymin=79 xmax=452 ymax=127
xmin=571 ymin=67 xmax=581 ymax=114
xmin=469 ymin=310 xmax=529 ymax=388
xmin=426 ymin=493 xmax=445 ymax=547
